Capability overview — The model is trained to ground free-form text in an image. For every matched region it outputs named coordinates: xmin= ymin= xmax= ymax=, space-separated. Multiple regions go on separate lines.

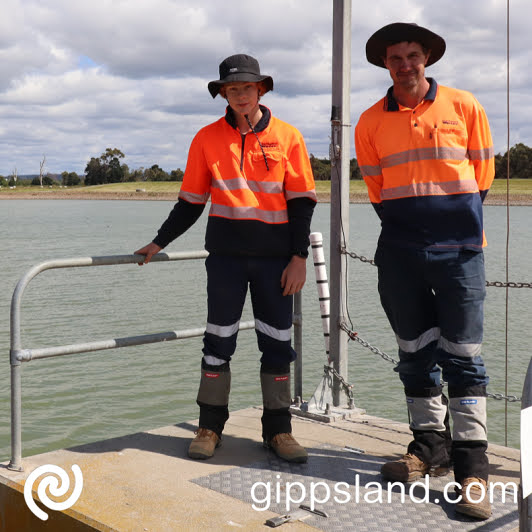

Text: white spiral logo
xmin=24 ymin=464 xmax=83 ymax=521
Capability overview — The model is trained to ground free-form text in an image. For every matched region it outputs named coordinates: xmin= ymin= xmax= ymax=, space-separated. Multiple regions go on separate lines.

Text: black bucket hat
xmin=365 ymin=22 xmax=446 ymax=68
xmin=208 ymin=54 xmax=274 ymax=98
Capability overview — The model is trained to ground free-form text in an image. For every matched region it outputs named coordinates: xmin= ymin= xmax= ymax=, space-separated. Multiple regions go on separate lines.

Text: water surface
xmin=0 ymin=200 xmax=529 ymax=461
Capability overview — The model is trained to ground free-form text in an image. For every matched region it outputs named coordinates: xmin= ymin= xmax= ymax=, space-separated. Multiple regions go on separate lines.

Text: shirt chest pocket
xmin=251 ymin=149 xmax=285 ymax=177
xmin=431 ymin=126 xmax=468 ymax=149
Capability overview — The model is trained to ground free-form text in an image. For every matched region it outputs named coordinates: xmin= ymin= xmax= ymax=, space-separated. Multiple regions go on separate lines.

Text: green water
xmin=0 ymin=200 xmax=529 ymax=462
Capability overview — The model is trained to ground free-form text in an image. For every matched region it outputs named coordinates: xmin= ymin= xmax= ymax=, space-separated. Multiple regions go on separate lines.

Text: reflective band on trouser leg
xmin=255 ymin=319 xmax=296 ymax=368
xmin=202 ymin=320 xmax=240 ymax=364
xmin=449 ymin=396 xmax=487 ymax=442
xmin=261 ymin=366 xmax=292 ymax=440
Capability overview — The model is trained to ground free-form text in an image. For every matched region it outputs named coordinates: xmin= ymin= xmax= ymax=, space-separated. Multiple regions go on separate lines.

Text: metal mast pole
xmin=329 ymin=0 xmax=351 ymax=407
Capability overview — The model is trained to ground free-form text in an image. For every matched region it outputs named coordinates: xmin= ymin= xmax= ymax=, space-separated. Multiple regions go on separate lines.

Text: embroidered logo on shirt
xmin=260 ymin=143 xmax=280 ymax=150
xmin=274 ymin=376 xmax=289 ymax=382
xmin=205 ymin=373 xmax=220 ymax=378
xmin=442 ymin=120 xmax=459 ymax=125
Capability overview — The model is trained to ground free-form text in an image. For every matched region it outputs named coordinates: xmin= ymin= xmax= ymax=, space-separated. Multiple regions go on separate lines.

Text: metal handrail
xmin=8 ymin=251 xmax=303 ymax=471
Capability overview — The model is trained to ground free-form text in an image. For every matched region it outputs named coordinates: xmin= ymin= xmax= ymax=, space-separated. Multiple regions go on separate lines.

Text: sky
xmin=0 ymin=0 xmax=530 ymax=177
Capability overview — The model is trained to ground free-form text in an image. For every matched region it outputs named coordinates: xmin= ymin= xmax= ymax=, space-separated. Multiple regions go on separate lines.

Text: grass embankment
xmin=1 ymin=179 xmax=531 ymax=205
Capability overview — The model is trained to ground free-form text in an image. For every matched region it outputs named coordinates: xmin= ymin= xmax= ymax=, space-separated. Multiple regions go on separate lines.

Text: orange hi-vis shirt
xmin=175 ymin=106 xmax=316 ymax=257
xmin=355 ymin=79 xmax=495 ymax=251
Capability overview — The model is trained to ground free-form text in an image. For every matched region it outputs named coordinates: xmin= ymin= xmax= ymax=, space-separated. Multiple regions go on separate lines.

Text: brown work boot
xmin=188 ymin=428 xmax=221 ymax=460
xmin=455 ymin=477 xmax=492 ymax=520
xmin=264 ymin=433 xmax=308 ymax=463
xmin=381 ymin=453 xmax=432 ymax=482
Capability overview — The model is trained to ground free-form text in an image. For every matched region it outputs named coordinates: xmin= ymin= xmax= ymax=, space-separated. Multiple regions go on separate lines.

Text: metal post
xmin=329 ymin=0 xmax=351 ymax=407
xmin=520 ymin=357 xmax=532 ymax=531
xmin=293 ymin=291 xmax=303 ymax=401
xmin=9 ymin=364 xmax=23 ymax=471
xmin=9 ymin=266 xmax=24 ymax=471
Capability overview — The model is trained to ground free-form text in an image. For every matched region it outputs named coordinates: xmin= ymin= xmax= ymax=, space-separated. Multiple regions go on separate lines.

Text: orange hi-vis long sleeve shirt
xmin=355 ymin=79 xmax=495 ymax=251
xmin=154 ymin=106 xmax=317 ymax=257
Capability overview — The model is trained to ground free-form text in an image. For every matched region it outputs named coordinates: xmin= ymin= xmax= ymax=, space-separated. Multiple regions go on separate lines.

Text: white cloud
xmin=0 ymin=0 xmax=530 ymax=175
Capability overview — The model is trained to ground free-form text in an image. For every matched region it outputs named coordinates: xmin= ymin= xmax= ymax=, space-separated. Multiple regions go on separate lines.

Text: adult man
xmin=355 ymin=23 xmax=494 ymax=519
xmin=135 ymin=54 xmax=316 ymax=464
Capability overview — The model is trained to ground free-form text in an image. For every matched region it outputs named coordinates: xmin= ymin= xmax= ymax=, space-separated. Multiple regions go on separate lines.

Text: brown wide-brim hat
xmin=366 ymin=22 xmax=446 ymax=68
xmin=208 ymin=54 xmax=274 ymax=98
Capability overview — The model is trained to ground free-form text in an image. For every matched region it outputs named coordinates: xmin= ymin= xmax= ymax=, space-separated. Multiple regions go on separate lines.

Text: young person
xmin=135 ymin=54 xmax=316 ymax=463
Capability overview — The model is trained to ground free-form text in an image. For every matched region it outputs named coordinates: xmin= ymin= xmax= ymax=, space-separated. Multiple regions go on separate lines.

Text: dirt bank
xmin=0 ymin=190 xmax=530 ymax=205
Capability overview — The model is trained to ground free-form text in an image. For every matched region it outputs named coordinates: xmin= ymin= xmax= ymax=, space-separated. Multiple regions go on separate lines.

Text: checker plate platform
xmin=192 ymin=443 xmax=519 ymax=531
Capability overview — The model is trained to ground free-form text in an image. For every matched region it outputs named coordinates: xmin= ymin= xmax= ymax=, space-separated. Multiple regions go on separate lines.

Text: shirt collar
xmin=385 ymin=78 xmax=438 ymax=111
xmin=225 ymin=104 xmax=271 ymax=132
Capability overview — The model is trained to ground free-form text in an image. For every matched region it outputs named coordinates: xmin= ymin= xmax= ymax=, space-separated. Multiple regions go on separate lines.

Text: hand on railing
xmin=134 ymin=243 xmax=162 ymax=265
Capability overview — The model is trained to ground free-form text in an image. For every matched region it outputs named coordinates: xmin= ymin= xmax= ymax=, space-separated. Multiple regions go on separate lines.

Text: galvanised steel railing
xmin=8 ymin=251 xmax=303 ymax=471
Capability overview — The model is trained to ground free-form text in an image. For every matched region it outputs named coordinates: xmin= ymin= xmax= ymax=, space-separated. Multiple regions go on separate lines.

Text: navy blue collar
xmin=385 ymin=78 xmax=438 ymax=111
xmin=225 ymin=104 xmax=271 ymax=132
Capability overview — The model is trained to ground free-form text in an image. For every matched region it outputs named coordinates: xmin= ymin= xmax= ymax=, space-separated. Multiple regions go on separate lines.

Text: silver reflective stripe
xmin=210 ymin=204 xmax=288 ymax=223
xmin=211 ymin=178 xmax=283 ymax=195
xmin=450 ymin=397 xmax=487 ymax=441
xmin=211 ymin=177 xmax=248 ymax=191
xmin=360 ymin=164 xmax=382 ymax=177
xmin=380 ymin=147 xmax=467 ymax=169
xmin=202 ymin=355 xmax=228 ymax=366
xmin=255 ymin=319 xmax=292 ymax=342
xmin=439 ymin=336 xmax=482 ymax=358
xmin=179 ymin=190 xmax=210 ymax=203
xmin=206 ymin=321 xmax=240 ymax=338
xmin=285 ymin=189 xmax=317 ymax=201
xmin=406 ymin=395 xmax=447 ymax=431
xmin=248 ymin=180 xmax=284 ymax=194
xmin=396 ymin=327 xmax=440 ymax=353
xmin=381 ymin=179 xmax=479 ymax=201
xmin=467 ymin=147 xmax=494 ymax=161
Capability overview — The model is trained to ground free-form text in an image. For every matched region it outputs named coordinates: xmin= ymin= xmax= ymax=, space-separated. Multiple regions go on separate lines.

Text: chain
xmin=323 ymin=364 xmax=354 ymax=402
xmin=340 ymin=322 xmax=399 ymax=365
xmin=485 ymin=281 xmax=532 ymax=288
xmin=339 ymin=322 xmax=522 ymax=403
xmin=341 ymin=247 xmax=376 ymax=266
xmin=486 ymin=392 xmax=521 ymax=402
xmin=342 ymin=247 xmax=531 ymax=288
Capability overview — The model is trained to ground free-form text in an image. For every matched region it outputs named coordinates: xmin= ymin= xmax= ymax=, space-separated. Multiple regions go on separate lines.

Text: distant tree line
xmin=1 ymin=143 xmax=530 ymax=189
xmin=494 ymin=143 xmax=532 ymax=179
xmin=310 ymin=143 xmax=532 ymax=181
xmin=310 ymin=154 xmax=362 ymax=180
xmin=84 ymin=148 xmax=183 ymax=186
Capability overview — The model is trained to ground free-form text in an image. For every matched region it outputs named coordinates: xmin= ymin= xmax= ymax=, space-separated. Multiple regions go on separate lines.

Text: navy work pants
xmin=375 ymin=246 xmax=489 ymax=481
xmin=198 ymin=254 xmax=296 ymax=438
xmin=202 ymin=254 xmax=296 ymax=367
